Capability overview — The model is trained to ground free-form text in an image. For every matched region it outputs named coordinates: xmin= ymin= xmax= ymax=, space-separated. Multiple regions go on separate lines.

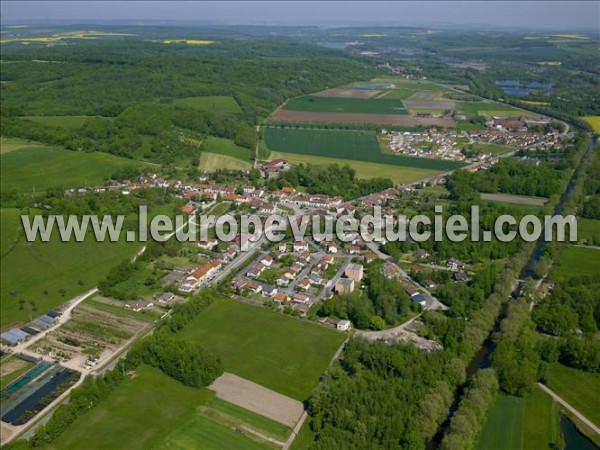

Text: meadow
xmin=456 ymin=101 xmax=538 ymax=118
xmin=284 ymin=96 xmax=407 ymax=115
xmin=173 ymin=96 xmax=242 ymax=114
xmin=204 ymin=136 xmax=253 ymax=162
xmin=0 ymin=146 xmax=142 ymax=194
xmin=49 ymin=365 xmax=273 ymax=450
xmin=550 ymin=246 xmax=600 ymax=282
xmin=577 ymin=218 xmax=600 ymax=245
xmin=0 ymin=137 xmax=43 ymax=154
xmin=1 ymin=208 xmax=22 ymax=258
xmin=199 ymin=152 xmax=252 ymax=172
xmin=263 ymin=127 xmax=464 ymax=171
xmin=269 ymin=150 xmax=442 ymax=184
xmin=176 ymin=297 xmax=346 ymax=400
xmin=545 ymin=363 xmax=600 ymax=427
xmin=581 ymin=116 xmax=600 ymax=133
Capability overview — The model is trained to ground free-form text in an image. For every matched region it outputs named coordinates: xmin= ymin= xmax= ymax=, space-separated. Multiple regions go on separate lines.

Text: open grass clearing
xmin=545 ymin=363 xmax=600 ymax=427
xmin=550 ymin=246 xmax=600 ymax=282
xmin=1 ymin=208 xmax=22 ymax=258
xmin=204 ymin=136 xmax=253 ymax=162
xmin=1 ymin=146 xmax=143 ymax=194
xmin=523 ymin=385 xmax=560 ymax=450
xmin=0 ymin=137 xmax=45 ymax=154
xmin=199 ymin=152 xmax=252 ymax=172
xmin=582 ymin=116 xmax=600 ymax=133
xmin=176 ymin=297 xmax=346 ymax=400
xmin=269 ymin=150 xmax=442 ymax=184
xmin=475 ymin=395 xmax=524 ymax=450
xmin=576 ymin=218 xmax=600 ymax=245
xmin=173 ymin=95 xmax=241 ymax=114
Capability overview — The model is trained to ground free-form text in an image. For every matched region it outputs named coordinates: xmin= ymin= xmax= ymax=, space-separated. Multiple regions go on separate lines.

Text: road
xmin=537 ymin=382 xmax=600 ymax=436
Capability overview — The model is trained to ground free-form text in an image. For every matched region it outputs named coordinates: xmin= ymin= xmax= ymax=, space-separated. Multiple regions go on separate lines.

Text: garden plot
xmin=28 ymin=302 xmax=149 ymax=367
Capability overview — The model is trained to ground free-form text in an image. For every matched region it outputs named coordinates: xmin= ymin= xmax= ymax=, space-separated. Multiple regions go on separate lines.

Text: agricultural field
xmin=176 ymin=297 xmax=346 ymax=400
xmin=49 ymin=364 xmax=278 ymax=450
xmin=283 ymin=96 xmax=408 ymax=115
xmin=550 ymin=246 xmax=600 ymax=282
xmin=545 ymin=363 xmax=600 ymax=427
xmin=161 ymin=39 xmax=215 ymax=45
xmin=576 ymin=218 xmax=600 ymax=245
xmin=0 ymin=146 xmax=143 ymax=194
xmin=581 ymin=116 xmax=600 ymax=133
xmin=19 ymin=115 xmax=112 ymax=129
xmin=270 ymin=109 xmax=454 ymax=127
xmin=204 ymin=136 xmax=253 ymax=162
xmin=263 ymin=127 xmax=464 ymax=171
xmin=269 ymin=150 xmax=441 ymax=184
xmin=475 ymin=395 xmax=524 ymax=450
xmin=0 ymin=355 xmax=35 ymax=389
xmin=479 ymin=193 xmax=548 ymax=206
xmin=456 ymin=101 xmax=539 ymax=118
xmin=199 ymin=152 xmax=252 ymax=172
xmin=312 ymin=87 xmax=381 ymax=99
xmin=173 ymin=96 xmax=242 ymax=114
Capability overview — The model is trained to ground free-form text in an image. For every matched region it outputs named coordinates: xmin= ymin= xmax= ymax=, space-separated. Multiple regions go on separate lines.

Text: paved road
xmin=537 ymin=382 xmax=600 ymax=436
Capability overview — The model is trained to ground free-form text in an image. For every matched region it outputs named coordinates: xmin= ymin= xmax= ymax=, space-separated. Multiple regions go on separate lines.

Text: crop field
xmin=270 ymin=109 xmax=455 ymax=127
xmin=283 ymin=96 xmax=408 ymax=115
xmin=545 ymin=363 xmax=600 ymax=427
xmin=173 ymin=95 xmax=242 ymax=114
xmin=19 ymin=115 xmax=112 ymax=129
xmin=176 ymin=297 xmax=346 ymax=400
xmin=312 ymin=88 xmax=380 ymax=98
xmin=480 ymin=193 xmax=548 ymax=206
xmin=576 ymin=218 xmax=600 ymax=244
xmin=49 ymin=364 xmax=275 ymax=450
xmin=403 ymin=100 xmax=456 ymax=110
xmin=457 ymin=101 xmax=539 ymax=118
xmin=550 ymin=246 xmax=600 ymax=282
xmin=199 ymin=152 xmax=252 ymax=172
xmin=1 ymin=146 xmax=143 ymax=194
xmin=475 ymin=395 xmax=525 ymax=450
xmin=269 ymin=151 xmax=440 ymax=184
xmin=0 ymin=219 xmax=141 ymax=327
xmin=582 ymin=116 xmax=600 ymax=133
xmin=0 ymin=356 xmax=35 ymax=389
xmin=204 ymin=136 xmax=253 ymax=162
xmin=264 ymin=127 xmax=464 ymax=171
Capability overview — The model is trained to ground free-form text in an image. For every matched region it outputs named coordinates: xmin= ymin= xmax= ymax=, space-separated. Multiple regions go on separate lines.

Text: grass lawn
xmin=1 ymin=230 xmax=141 ymax=328
xmin=523 ymin=385 xmax=560 ymax=450
xmin=176 ymin=297 xmax=346 ymax=400
xmin=581 ymin=116 xmax=600 ymax=133
xmin=475 ymin=395 xmax=524 ymax=450
xmin=576 ymin=218 xmax=600 ymax=245
xmin=173 ymin=96 xmax=242 ymax=114
xmin=0 ymin=137 xmax=45 ymax=154
xmin=1 ymin=208 xmax=22 ymax=258
xmin=550 ymin=246 xmax=600 ymax=282
xmin=206 ymin=201 xmax=231 ymax=217
xmin=545 ymin=363 xmax=600 ymax=427
xmin=269 ymin=150 xmax=442 ymax=185
xmin=1 ymin=146 xmax=142 ymax=194
xmin=471 ymin=143 xmax=516 ymax=155
xmin=204 ymin=136 xmax=253 ymax=162
xmin=199 ymin=152 xmax=252 ymax=172
xmin=264 ymin=127 xmax=463 ymax=171
xmin=284 ymin=96 xmax=407 ymax=115
xmin=19 ymin=115 xmax=112 ymax=129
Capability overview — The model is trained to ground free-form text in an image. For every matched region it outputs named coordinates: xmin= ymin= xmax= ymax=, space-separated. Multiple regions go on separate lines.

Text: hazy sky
xmin=2 ymin=1 xmax=599 ymax=30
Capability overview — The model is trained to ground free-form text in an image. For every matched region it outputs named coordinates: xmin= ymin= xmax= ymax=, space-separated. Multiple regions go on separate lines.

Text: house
xmin=157 ymin=292 xmax=175 ymax=304
xmin=337 ymin=319 xmax=351 ymax=331
xmin=292 ymin=292 xmax=312 ymax=305
xmin=327 ymin=242 xmax=338 ymax=254
xmin=405 ymin=286 xmax=418 ymax=297
xmin=422 ymin=279 xmax=436 ymax=289
xmin=247 ymin=263 xmax=266 ymax=278
xmin=187 ymin=260 xmax=221 ymax=287
xmin=262 ymin=159 xmax=290 ymax=173
xmin=345 ymin=263 xmax=364 ymax=282
xmin=309 ymin=273 xmax=326 ymax=286
xmin=125 ymin=300 xmax=153 ymax=312
xmin=273 ymin=292 xmax=288 ymax=303
xmin=297 ymin=278 xmax=311 ymax=291
xmin=276 ymin=276 xmax=290 ymax=287
xmin=446 ymin=258 xmax=466 ymax=272
xmin=277 ymin=242 xmax=287 ymax=253
xmin=259 ymin=203 xmax=275 ymax=215
xmin=454 ymin=272 xmax=469 ymax=282
xmin=293 ymin=241 xmax=309 ymax=252
xmin=226 ymin=246 xmax=237 ymax=259
xmin=180 ymin=204 xmax=195 ymax=215
xmin=290 ymin=263 xmax=302 ymax=275
xmin=260 ymin=255 xmax=274 ymax=268
xmin=246 ymin=281 xmax=263 ymax=294
xmin=382 ymin=261 xmax=401 ymax=279
xmin=178 ymin=283 xmax=194 ymax=294
xmin=233 ymin=279 xmax=249 ymax=292
xmin=414 ymin=249 xmax=430 ymax=259
xmin=335 ymin=278 xmax=355 ymax=294
xmin=262 ymin=285 xmax=278 ymax=297
xmin=347 ymin=246 xmax=361 ymax=255
xmin=197 ymin=238 xmax=218 ymax=250
xmin=363 ymin=252 xmax=378 ymax=264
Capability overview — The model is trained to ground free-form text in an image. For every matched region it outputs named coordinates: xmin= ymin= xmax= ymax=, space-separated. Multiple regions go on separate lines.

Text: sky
xmin=1 ymin=1 xmax=599 ymax=31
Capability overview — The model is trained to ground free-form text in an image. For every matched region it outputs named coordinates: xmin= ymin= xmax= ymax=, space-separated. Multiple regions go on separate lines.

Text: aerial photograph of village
xmin=0 ymin=1 xmax=599 ymax=449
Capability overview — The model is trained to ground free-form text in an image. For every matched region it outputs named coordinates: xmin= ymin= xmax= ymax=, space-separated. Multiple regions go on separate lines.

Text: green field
xmin=471 ymin=143 xmax=516 ymax=155
xmin=476 ymin=395 xmax=525 ymax=450
xmin=173 ymin=96 xmax=242 ymax=114
xmin=264 ymin=127 xmax=464 ymax=171
xmin=269 ymin=150 xmax=442 ymax=184
xmin=577 ymin=218 xmax=600 ymax=245
xmin=581 ymin=116 xmax=600 ymax=133
xmin=176 ymin=297 xmax=346 ymax=400
xmin=284 ymin=96 xmax=407 ymax=115
xmin=204 ymin=136 xmax=253 ymax=162
xmin=1 ymin=208 xmax=22 ymax=258
xmin=523 ymin=385 xmax=560 ymax=450
xmin=1 ymin=146 xmax=142 ymax=194
xmin=456 ymin=101 xmax=539 ymax=118
xmin=199 ymin=152 xmax=252 ymax=172
xmin=0 ymin=212 xmax=141 ymax=327
xmin=550 ymin=246 xmax=600 ymax=282
xmin=545 ymin=363 xmax=600 ymax=427
xmin=50 ymin=364 xmax=273 ymax=450
xmin=19 ymin=115 xmax=112 ymax=129
xmin=0 ymin=137 xmax=43 ymax=154
xmin=0 ymin=356 xmax=35 ymax=389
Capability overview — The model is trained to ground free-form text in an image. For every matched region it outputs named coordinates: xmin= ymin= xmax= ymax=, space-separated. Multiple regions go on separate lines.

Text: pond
xmin=560 ymin=416 xmax=599 ymax=450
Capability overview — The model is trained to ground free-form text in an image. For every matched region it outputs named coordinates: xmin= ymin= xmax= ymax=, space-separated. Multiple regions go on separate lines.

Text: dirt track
xmin=209 ymin=373 xmax=304 ymax=428
xmin=270 ymin=109 xmax=455 ymax=127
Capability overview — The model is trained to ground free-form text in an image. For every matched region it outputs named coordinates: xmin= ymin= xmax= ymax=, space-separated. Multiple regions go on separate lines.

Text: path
xmin=537 ymin=382 xmax=600 ymax=436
